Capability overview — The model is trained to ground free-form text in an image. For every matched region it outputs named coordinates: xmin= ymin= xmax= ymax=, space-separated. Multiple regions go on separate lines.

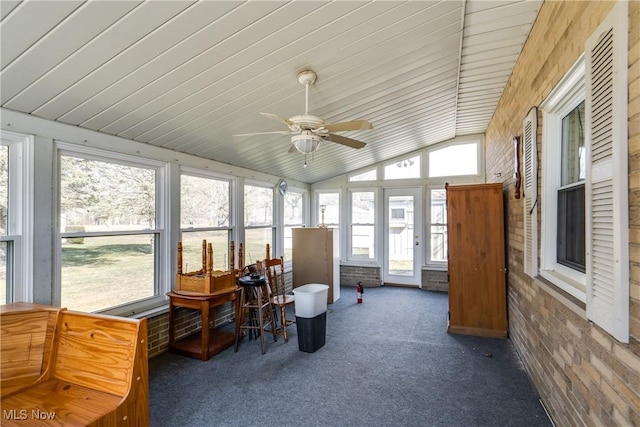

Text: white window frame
xmin=282 ymin=187 xmax=307 ymax=266
xmin=243 ymin=180 xmax=275 ymax=262
xmin=426 ymin=140 xmax=482 ymax=179
xmin=0 ymin=131 xmax=34 ymax=303
xmin=56 ymin=142 xmax=171 ymax=315
xmin=315 ymin=189 xmax=341 ymax=228
xmin=348 ymin=189 xmax=377 ymax=262
xmin=180 ymin=167 xmax=235 ymax=270
xmin=348 ymin=167 xmax=378 ymax=182
xmin=426 ymin=186 xmax=447 ymax=269
xmin=383 ymin=154 xmax=421 ymax=180
xmin=539 ymin=55 xmax=587 ymax=301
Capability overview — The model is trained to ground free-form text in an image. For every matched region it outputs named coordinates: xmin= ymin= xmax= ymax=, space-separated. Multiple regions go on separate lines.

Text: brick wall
xmin=146 ymin=302 xmax=235 ymax=359
xmin=485 ymin=1 xmax=640 ymax=425
xmin=421 ymin=269 xmax=448 ymax=292
xmin=340 ymin=265 xmax=382 ymax=287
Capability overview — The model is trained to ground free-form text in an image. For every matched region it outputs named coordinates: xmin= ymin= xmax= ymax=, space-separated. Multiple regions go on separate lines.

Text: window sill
xmin=340 ymin=260 xmax=381 ymax=268
xmin=539 ymin=268 xmax=586 ymax=302
xmin=423 ymin=264 xmax=447 ymax=272
xmin=534 ymin=275 xmax=587 ymax=320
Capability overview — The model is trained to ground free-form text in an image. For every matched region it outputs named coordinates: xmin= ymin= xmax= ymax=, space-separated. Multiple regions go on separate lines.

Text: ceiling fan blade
xmin=326 ymin=133 xmax=367 ymax=149
xmin=260 ymin=112 xmax=292 ymax=127
xmin=233 ymin=130 xmax=291 ymax=137
xmin=323 ymin=120 xmax=373 ymax=132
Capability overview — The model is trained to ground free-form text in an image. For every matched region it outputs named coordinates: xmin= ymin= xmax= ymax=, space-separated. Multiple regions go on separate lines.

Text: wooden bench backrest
xmin=52 ymin=310 xmax=144 ymax=397
xmin=1 ymin=304 xmax=61 ymax=386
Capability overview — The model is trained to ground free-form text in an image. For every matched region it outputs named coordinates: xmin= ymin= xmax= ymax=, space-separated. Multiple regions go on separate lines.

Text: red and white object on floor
xmin=356 ymin=282 xmax=363 ymax=304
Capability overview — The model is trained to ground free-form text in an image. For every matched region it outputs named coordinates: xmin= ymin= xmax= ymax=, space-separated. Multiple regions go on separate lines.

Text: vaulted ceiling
xmin=0 ymin=0 xmax=542 ymax=184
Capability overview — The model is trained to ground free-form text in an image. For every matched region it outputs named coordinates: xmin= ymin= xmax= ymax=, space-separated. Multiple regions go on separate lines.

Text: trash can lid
xmin=293 ymin=283 xmax=329 ymax=294
xmin=238 ymin=275 xmax=267 ymax=287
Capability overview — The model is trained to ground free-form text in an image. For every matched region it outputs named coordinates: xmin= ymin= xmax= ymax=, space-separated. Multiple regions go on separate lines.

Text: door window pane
xmin=388 ymin=195 xmax=414 ymax=275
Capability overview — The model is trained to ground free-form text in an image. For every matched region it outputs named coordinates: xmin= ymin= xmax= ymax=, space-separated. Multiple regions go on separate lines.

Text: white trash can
xmin=293 ymin=284 xmax=329 ymax=353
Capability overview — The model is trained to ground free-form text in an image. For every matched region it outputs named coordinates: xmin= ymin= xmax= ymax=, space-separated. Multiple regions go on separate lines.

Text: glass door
xmin=383 ymin=188 xmax=422 ymax=286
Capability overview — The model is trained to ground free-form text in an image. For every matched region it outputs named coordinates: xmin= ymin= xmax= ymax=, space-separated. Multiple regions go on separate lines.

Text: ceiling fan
xmin=234 ymin=70 xmax=373 ymax=155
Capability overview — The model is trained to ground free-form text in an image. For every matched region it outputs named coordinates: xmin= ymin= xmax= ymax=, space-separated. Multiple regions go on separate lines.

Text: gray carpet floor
xmin=149 ymin=286 xmax=552 ymax=427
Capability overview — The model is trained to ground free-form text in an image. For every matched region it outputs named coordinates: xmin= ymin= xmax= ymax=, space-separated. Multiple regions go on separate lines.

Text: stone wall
xmin=484 ymin=1 xmax=640 ymax=425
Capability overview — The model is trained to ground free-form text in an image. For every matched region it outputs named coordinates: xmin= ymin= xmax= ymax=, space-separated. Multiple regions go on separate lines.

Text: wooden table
xmin=167 ymin=287 xmax=239 ymax=361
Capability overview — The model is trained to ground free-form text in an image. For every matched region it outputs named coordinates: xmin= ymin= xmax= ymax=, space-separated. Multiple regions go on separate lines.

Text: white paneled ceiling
xmin=0 ymin=0 xmax=541 ymax=184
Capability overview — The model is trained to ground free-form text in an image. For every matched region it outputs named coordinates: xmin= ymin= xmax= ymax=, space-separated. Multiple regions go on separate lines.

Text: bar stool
xmin=234 ymin=273 xmax=277 ymax=354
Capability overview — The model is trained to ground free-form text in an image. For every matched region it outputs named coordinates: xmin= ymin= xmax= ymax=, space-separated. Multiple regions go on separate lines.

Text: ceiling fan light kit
xmin=291 ymin=133 xmax=322 ymax=155
xmin=234 ymin=69 xmax=373 ymax=158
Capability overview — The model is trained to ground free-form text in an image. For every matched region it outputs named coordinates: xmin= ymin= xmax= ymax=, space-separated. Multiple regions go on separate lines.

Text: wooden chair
xmin=263 ymin=256 xmax=295 ymax=343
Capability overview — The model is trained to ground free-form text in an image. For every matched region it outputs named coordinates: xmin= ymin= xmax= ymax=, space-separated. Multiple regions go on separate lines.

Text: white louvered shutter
xmin=523 ymin=107 xmax=538 ymax=278
xmin=585 ymin=1 xmax=629 ymax=343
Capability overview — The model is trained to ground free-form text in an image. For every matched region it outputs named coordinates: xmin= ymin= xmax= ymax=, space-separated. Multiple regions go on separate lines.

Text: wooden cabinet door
xmin=446 ymin=183 xmax=507 ymax=338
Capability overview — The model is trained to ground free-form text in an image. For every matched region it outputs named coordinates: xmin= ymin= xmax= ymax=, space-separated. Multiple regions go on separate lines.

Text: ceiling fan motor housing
xmin=289 ymin=114 xmax=326 ymax=132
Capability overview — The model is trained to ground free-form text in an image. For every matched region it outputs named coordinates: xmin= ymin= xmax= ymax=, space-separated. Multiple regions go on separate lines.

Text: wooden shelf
xmin=170 ymin=327 xmax=235 ymax=360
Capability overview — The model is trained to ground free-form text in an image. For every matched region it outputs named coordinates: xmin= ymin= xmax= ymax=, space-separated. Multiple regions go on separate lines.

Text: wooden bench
xmin=1 ymin=303 xmax=149 ymax=426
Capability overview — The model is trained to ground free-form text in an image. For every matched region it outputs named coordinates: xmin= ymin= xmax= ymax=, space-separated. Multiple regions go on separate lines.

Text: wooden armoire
xmin=446 ymin=183 xmax=508 ymax=338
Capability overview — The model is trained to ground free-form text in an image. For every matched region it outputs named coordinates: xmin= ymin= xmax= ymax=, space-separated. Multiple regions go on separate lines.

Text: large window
xmin=181 ymin=172 xmax=232 ymax=271
xmin=0 ymin=132 xmax=32 ymax=305
xmin=244 ymin=184 xmax=274 ymax=263
xmin=59 ymin=149 xmax=166 ymax=313
xmin=0 ymin=145 xmax=8 ymax=304
xmin=350 ymin=191 xmax=375 ymax=260
xmin=540 ymin=56 xmax=586 ymax=299
xmin=283 ymin=190 xmax=304 ymax=262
